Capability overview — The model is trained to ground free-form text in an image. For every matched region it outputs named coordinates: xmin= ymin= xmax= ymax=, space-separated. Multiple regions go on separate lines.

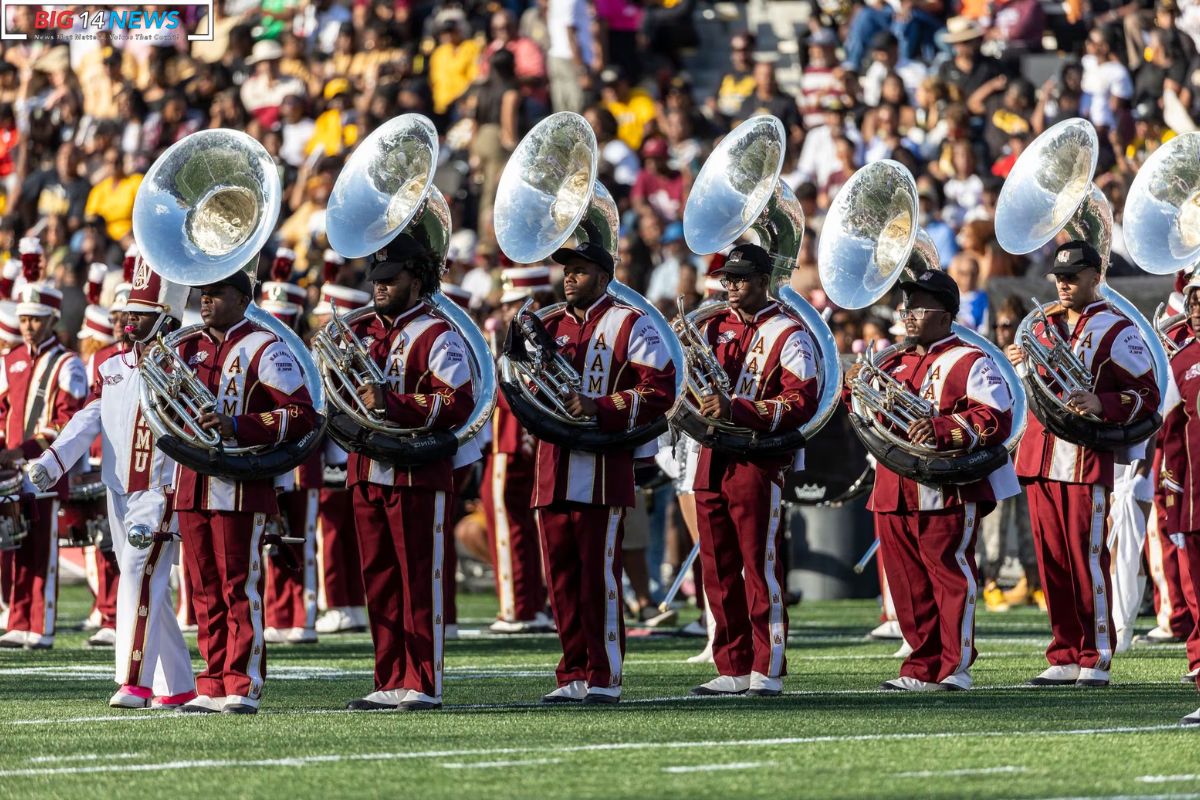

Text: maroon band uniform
xmin=531 ymin=295 xmax=676 ymax=693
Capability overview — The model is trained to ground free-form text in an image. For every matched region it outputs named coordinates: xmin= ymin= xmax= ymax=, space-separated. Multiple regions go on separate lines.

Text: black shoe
xmin=398 ymin=699 xmax=442 ymax=711
xmin=1027 ymin=677 xmax=1078 ymax=686
xmin=1076 ymin=679 xmax=1110 ymax=688
xmin=582 ymin=692 xmax=620 ymax=705
xmin=178 ymin=704 xmax=221 ymax=714
xmin=345 ymin=699 xmax=398 ymax=711
xmin=747 ymin=688 xmax=782 ymax=697
xmin=222 ymin=703 xmax=258 ymax=715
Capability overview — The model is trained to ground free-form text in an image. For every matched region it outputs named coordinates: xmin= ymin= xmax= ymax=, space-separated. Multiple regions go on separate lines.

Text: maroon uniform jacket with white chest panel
xmin=1161 ymin=336 xmax=1200 ymax=533
xmin=864 ymin=334 xmax=1019 ymax=512
xmin=172 ymin=318 xmax=320 ymax=513
xmin=0 ymin=337 xmax=88 ymax=468
xmin=1014 ymin=301 xmax=1159 ymax=488
xmin=691 ymin=301 xmax=819 ymax=488
xmin=345 ymin=303 xmax=475 ymax=489
xmin=531 ymin=295 xmax=677 ymax=508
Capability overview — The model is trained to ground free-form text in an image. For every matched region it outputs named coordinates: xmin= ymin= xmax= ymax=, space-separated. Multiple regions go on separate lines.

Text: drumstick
xmin=852 ymin=539 xmax=880 ymax=574
xmin=658 ymin=541 xmax=701 ymax=613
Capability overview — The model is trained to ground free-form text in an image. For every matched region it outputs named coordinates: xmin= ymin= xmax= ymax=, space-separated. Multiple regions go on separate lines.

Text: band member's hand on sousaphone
xmin=196 ymin=412 xmax=236 ymax=438
xmin=696 ymin=393 xmax=729 ymax=420
xmin=563 ymin=391 xmax=598 ymax=418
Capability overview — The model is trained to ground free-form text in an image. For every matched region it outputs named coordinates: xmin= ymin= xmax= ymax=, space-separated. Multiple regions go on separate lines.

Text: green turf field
xmin=1 ymin=584 xmax=1198 ymax=800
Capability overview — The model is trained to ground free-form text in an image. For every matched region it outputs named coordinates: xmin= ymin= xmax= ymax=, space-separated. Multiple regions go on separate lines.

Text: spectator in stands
xmin=938 ymin=17 xmax=1003 ymax=102
xmin=240 ymin=39 xmax=304 ymax=130
xmin=861 ymin=32 xmax=926 ymax=107
xmin=595 ymin=0 xmax=644 ymax=84
xmin=645 ymin=221 xmax=704 ymax=305
xmin=736 ymin=60 xmax=803 ymax=145
xmin=308 ymin=79 xmax=358 ymax=159
xmin=916 ymin=178 xmax=958 ymax=267
xmin=428 ymin=11 xmax=480 ymax=119
xmin=950 ymin=252 xmax=988 ymax=332
xmin=1081 ymin=25 xmax=1133 ymax=135
xmin=480 ymin=9 xmax=547 ymax=98
xmin=83 ymin=145 xmax=141 ymax=247
xmin=141 ymin=91 xmax=203 ymax=155
xmin=988 ymin=0 xmax=1046 ymax=56
xmin=601 ymin=67 xmax=656 ymax=150
xmin=546 ymin=0 xmax=595 ymax=113
xmin=585 ymin=105 xmax=640 ymax=202
xmin=799 ymin=29 xmax=842 ymax=130
xmin=631 ymin=137 xmax=686 ymax=223
xmin=1032 ymin=64 xmax=1084 ymax=133
xmin=844 ymin=0 xmax=894 ymax=72
xmin=797 ymin=97 xmax=860 ymax=192
xmin=471 ymin=49 xmax=521 ymax=253
xmin=1134 ymin=29 xmax=1191 ymax=112
xmin=981 ymin=77 xmax=1034 ymax=161
xmin=18 ymin=141 xmax=87 ymax=235
xmin=714 ymin=31 xmax=757 ymax=121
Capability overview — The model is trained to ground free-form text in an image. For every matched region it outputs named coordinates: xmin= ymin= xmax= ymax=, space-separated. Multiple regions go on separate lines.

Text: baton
xmin=852 ymin=539 xmax=880 ymax=574
xmin=658 ymin=541 xmax=701 ymax=613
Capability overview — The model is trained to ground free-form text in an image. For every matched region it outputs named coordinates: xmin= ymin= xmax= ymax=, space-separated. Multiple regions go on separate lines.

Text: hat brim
xmin=711 ymin=260 xmax=762 ymax=276
xmin=123 ymin=301 xmax=167 ymax=315
xmin=551 ymin=247 xmax=611 ymax=272
xmin=897 ymin=281 xmax=959 ymax=311
xmin=944 ymin=28 xmax=985 ymax=43
xmin=1048 ymin=263 xmax=1099 ymax=276
xmin=15 ymin=303 xmax=58 ymax=317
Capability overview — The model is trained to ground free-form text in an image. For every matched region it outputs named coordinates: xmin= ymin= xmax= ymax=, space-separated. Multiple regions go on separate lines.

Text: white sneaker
xmin=541 ymin=680 xmax=587 ymax=704
xmin=583 ymin=684 xmax=621 ymax=704
xmin=680 ymin=619 xmax=707 ymax=637
xmin=690 ymin=674 xmax=750 ymax=695
xmin=1135 ymin=625 xmax=1181 ymax=644
xmin=285 ymin=627 xmax=317 ymax=644
xmin=1114 ymin=627 xmax=1134 ymax=654
xmin=686 ymin=645 xmax=714 ymax=664
xmin=489 ymin=618 xmax=527 ymax=634
xmin=316 ymin=608 xmax=363 ymax=634
xmin=263 ymin=627 xmax=286 ymax=644
xmin=1183 ymin=707 xmax=1200 ymax=726
xmin=940 ymin=670 xmax=972 ymax=691
xmin=347 ymin=689 xmax=409 ymax=710
xmin=444 ymin=624 xmax=458 ymax=641
xmin=82 ymin=611 xmax=101 ymax=631
xmin=87 ymin=627 xmax=117 ymax=647
xmin=893 ymin=639 xmax=914 ymax=658
xmin=1028 ymin=664 xmax=1081 ymax=686
xmin=0 ymin=607 xmax=7 ymax=628
xmin=109 ymin=687 xmax=151 ymax=709
xmin=0 ymin=629 xmax=28 ymax=648
xmin=24 ymin=633 xmax=53 ymax=650
xmin=1182 ymin=668 xmax=1199 ymax=685
xmin=180 ymin=623 xmax=198 ymax=634
xmin=398 ymin=691 xmax=442 ymax=710
xmin=869 ymin=620 xmax=903 ymax=640
xmin=880 ymin=676 xmax=943 ymax=691
xmin=748 ymin=672 xmax=783 ymax=696
xmin=1076 ymin=667 xmax=1110 ymax=687
xmin=179 ymin=695 xmax=224 ymax=714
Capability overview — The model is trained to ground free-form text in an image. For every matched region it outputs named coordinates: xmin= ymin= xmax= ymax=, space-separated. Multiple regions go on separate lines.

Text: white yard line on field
xmin=440 ymin=758 xmax=562 ymax=769
xmin=27 ymin=754 xmax=146 ymax=764
xmin=662 ymin=762 xmax=769 ymax=774
xmin=896 ymin=766 xmax=1029 ymax=778
xmin=1026 ymin=795 xmax=1200 ymax=800
xmin=0 ymin=723 xmax=1190 ymax=777
xmin=1137 ymin=776 xmax=1200 ymax=783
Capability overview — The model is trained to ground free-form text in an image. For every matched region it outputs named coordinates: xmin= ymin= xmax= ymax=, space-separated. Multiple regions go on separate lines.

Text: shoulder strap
xmin=23 ymin=347 xmax=69 ymax=443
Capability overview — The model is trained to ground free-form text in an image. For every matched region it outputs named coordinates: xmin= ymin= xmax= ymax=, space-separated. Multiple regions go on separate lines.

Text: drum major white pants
xmin=108 ymin=489 xmax=194 ymax=697
xmin=1109 ymin=464 xmax=1151 ymax=645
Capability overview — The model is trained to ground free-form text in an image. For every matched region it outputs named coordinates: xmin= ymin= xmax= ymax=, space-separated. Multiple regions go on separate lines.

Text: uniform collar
xmin=566 ymin=294 xmax=612 ymax=325
xmin=377 ymin=301 xmax=426 ymax=330
xmin=923 ymin=333 xmax=959 ymax=355
xmin=25 ymin=335 xmax=58 ymax=358
xmin=727 ymin=300 xmax=779 ymax=325
xmin=201 ymin=317 xmax=251 ymax=345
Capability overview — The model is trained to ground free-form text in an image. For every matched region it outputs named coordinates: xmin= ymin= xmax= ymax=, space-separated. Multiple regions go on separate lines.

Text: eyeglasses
xmin=896 ymin=307 xmax=945 ymax=321
xmin=719 ymin=276 xmax=752 ymax=289
xmin=994 ymin=320 xmax=1015 ymax=329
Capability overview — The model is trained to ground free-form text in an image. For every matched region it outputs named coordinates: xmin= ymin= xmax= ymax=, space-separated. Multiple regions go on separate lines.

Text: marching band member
xmin=533 ymin=242 xmax=676 ymax=705
xmin=344 ymin=233 xmax=475 ymax=712
xmin=77 ymin=302 xmax=124 ymax=648
xmin=0 ymin=283 xmax=88 ymax=650
xmin=1158 ymin=277 xmax=1200 ymax=723
xmin=1007 ymin=241 xmax=1159 ymax=687
xmin=849 ymin=268 xmax=1018 ymax=691
xmin=27 ymin=265 xmax=197 ymax=709
xmin=172 ymin=268 xmax=320 ymax=714
xmin=687 ymin=245 xmax=819 ymax=697
xmin=311 ymin=284 xmax=370 ymax=635
xmin=484 ymin=266 xmax=553 ymax=634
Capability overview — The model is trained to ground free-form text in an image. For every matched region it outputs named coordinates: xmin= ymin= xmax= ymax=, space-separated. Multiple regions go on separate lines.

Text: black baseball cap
xmin=551 ymin=241 xmax=615 ymax=275
xmin=898 ymin=268 xmax=960 ymax=315
xmin=367 ymin=233 xmax=433 ymax=281
xmin=712 ymin=244 xmax=772 ymax=277
xmin=201 ymin=269 xmax=253 ymax=297
xmin=1050 ymin=240 xmax=1103 ymax=276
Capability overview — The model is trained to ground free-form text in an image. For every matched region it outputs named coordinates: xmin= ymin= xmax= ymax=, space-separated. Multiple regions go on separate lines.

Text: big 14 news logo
xmin=34 ymin=8 xmax=182 ymax=31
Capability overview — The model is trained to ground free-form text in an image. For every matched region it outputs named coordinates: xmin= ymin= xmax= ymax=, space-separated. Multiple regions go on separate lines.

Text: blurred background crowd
xmin=1 ymin=0 xmax=1193 ymax=614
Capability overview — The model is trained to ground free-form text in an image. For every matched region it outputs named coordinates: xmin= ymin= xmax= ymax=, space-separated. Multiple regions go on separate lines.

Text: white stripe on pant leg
xmin=603 ymin=508 xmax=623 ymax=686
xmin=432 ymin=491 xmax=446 ymax=698
xmin=246 ymin=514 xmax=266 ymax=701
xmin=1145 ymin=511 xmax=1174 ymax=630
xmin=953 ymin=503 xmax=979 ymax=674
xmin=42 ymin=501 xmax=59 ymax=637
xmin=1088 ymin=486 xmax=1113 ymax=671
xmin=303 ymin=490 xmax=319 ymax=630
xmin=763 ymin=483 xmax=786 ymax=678
xmin=314 ymin=511 xmax=328 ymax=612
xmin=491 ymin=456 xmax=516 ymax=621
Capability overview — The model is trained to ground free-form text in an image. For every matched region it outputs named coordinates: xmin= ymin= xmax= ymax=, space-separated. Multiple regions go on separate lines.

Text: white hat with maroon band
xmin=78 ymin=304 xmax=116 ymax=344
xmin=440 ymin=281 xmax=472 ymax=310
xmin=112 ymin=282 xmax=132 ymax=312
xmin=500 ymin=266 xmax=552 ymax=304
xmin=261 ymin=280 xmax=306 ymax=308
xmin=123 ymin=258 xmax=189 ymax=322
xmin=0 ymin=301 xmax=20 ymax=344
xmin=16 ymin=283 xmax=62 ymax=318
xmin=314 ymin=284 xmax=370 ymax=316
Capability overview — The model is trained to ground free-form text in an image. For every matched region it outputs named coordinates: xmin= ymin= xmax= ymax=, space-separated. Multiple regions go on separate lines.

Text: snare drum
xmin=59 ymin=472 xmax=110 ymax=550
xmin=0 ymin=469 xmax=31 ymax=551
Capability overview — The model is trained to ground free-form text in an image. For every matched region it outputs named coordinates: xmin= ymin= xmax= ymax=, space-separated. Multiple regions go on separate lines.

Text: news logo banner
xmin=1 ymin=0 xmax=215 ymax=41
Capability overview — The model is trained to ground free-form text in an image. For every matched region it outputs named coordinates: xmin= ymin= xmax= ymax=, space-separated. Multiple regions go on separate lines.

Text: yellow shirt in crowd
xmin=85 ymin=173 xmax=143 ymax=242
xmin=429 ymin=38 xmax=482 ymax=114
xmin=605 ymin=88 xmax=657 ymax=150
xmin=307 ymin=109 xmax=359 ymax=157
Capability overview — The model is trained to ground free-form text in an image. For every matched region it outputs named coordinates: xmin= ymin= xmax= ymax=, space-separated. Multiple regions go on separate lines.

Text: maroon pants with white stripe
xmin=536 ymin=502 xmax=625 ymax=689
xmin=694 ymin=462 xmax=788 ymax=679
xmin=265 ymin=489 xmax=318 ymax=631
xmin=877 ymin=505 xmax=981 ymax=683
xmin=316 ymin=487 xmax=365 ymax=609
xmin=4 ymin=498 xmax=58 ymax=636
xmin=482 ymin=452 xmax=545 ymax=622
xmin=1147 ymin=506 xmax=1197 ymax=641
xmin=352 ymin=484 xmax=446 ymax=698
xmin=88 ymin=546 xmax=119 ymax=629
xmin=180 ymin=510 xmax=267 ymax=701
xmin=1181 ymin=533 xmax=1200 ymax=686
xmin=1026 ymin=480 xmax=1115 ymax=671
